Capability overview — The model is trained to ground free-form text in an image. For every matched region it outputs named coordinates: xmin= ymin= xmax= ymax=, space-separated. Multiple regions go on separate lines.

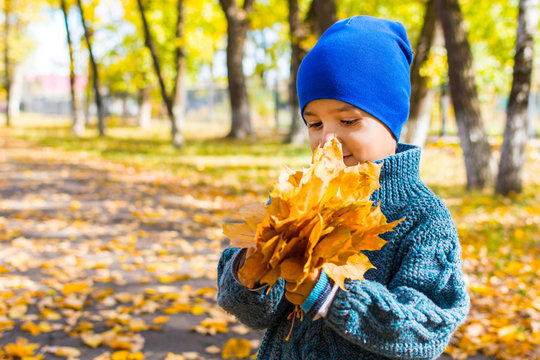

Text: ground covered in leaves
xmin=0 ymin=136 xmax=265 ymax=360
xmin=1 ymin=120 xmax=539 ymax=360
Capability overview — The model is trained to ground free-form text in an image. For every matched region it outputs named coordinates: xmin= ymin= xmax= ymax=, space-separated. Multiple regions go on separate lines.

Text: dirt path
xmin=0 ymin=136 xmax=265 ymax=359
xmin=0 ymin=136 xmax=491 ymax=360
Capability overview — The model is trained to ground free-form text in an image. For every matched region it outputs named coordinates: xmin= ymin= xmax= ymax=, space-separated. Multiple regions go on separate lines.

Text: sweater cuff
xmin=231 ymin=248 xmax=266 ymax=292
xmin=302 ymin=271 xmax=333 ymax=319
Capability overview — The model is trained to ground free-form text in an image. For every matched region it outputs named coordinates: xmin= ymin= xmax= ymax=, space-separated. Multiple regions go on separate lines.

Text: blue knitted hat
xmin=297 ymin=16 xmax=413 ymax=140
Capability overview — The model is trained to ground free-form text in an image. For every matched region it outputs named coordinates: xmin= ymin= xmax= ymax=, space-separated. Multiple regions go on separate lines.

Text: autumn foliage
xmin=224 ymin=138 xmax=402 ymax=290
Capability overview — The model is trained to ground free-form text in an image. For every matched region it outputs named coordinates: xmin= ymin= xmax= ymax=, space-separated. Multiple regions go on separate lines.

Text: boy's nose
xmin=321 ymin=129 xmax=338 ymax=146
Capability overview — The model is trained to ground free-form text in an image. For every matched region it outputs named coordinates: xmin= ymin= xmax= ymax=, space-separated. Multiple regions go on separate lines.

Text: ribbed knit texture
xmin=302 ymin=271 xmax=329 ymax=313
xmin=217 ymin=144 xmax=470 ymax=360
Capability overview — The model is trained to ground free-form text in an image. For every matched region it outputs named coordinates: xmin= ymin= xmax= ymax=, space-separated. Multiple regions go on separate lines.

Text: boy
xmin=217 ymin=15 xmax=470 ymax=360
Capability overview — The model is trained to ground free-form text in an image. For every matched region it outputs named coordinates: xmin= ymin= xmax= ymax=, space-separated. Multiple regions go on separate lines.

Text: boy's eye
xmin=341 ymin=119 xmax=359 ymax=125
xmin=307 ymin=122 xmax=322 ymax=128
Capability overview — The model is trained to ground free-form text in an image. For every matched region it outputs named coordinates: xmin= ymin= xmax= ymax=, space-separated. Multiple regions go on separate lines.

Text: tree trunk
xmin=136 ymin=0 xmax=181 ymax=147
xmin=403 ymin=0 xmax=439 ymax=147
xmin=274 ymin=76 xmax=279 ymax=130
xmin=207 ymin=77 xmax=214 ymax=123
xmin=528 ymin=90 xmax=537 ymax=137
xmin=496 ymin=0 xmax=539 ymax=195
xmin=60 ymin=0 xmax=84 ymax=136
xmin=285 ymin=0 xmax=308 ymax=144
xmin=219 ymin=0 xmax=254 ymax=139
xmin=85 ymin=60 xmax=92 ymax=126
xmin=4 ymin=0 xmax=11 ymax=127
xmin=77 ymin=0 xmax=105 ymax=137
xmin=435 ymin=0 xmax=494 ymax=190
xmin=285 ymin=0 xmax=336 ymax=144
xmin=313 ymin=0 xmax=336 ymax=36
xmin=138 ymin=86 xmax=152 ymax=129
xmin=8 ymin=62 xmax=22 ymax=118
xmin=171 ymin=0 xmax=185 ymax=147
xmin=440 ymin=82 xmax=450 ymax=136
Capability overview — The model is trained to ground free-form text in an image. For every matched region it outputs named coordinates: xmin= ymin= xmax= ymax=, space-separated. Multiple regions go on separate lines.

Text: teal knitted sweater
xmin=217 ymin=144 xmax=470 ymax=360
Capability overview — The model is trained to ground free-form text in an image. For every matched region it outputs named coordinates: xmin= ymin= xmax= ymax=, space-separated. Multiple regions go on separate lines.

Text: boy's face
xmin=304 ymin=99 xmax=397 ymax=166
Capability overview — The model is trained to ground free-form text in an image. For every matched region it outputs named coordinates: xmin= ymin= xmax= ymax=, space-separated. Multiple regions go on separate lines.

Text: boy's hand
xmin=284 ymin=269 xmax=320 ymax=306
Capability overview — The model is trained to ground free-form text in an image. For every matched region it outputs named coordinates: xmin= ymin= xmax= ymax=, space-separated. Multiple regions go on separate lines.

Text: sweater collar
xmin=371 ymin=143 xmax=423 ymax=206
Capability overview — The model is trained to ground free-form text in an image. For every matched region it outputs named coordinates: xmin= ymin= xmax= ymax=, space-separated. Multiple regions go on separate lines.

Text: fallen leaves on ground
xmin=221 ymin=338 xmax=252 ymax=359
xmin=424 ymin=140 xmax=540 ymax=360
xmin=1 ymin=129 xmax=539 ymax=360
xmin=0 ymin=136 xmax=260 ymax=359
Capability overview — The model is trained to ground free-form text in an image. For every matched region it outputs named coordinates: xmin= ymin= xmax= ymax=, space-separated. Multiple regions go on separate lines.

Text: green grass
xmin=3 ymin=113 xmax=312 ymax=194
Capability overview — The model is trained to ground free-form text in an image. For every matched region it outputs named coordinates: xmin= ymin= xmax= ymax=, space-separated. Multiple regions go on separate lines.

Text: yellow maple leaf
xmin=128 ymin=318 xmax=148 ymax=332
xmin=38 ymin=321 xmax=53 ymax=333
xmin=153 ymin=316 xmax=169 ymax=324
xmin=61 ymin=281 xmax=90 ymax=295
xmin=164 ymin=353 xmax=185 ymax=360
xmin=9 ymin=304 xmax=28 ymax=319
xmin=21 ymin=322 xmax=41 ymax=336
xmin=111 ymin=351 xmax=144 ymax=360
xmin=53 ymin=346 xmax=81 ymax=358
xmin=322 ymin=253 xmax=374 ymax=289
xmin=223 ymin=203 xmax=267 ymax=248
xmin=4 ymin=338 xmax=39 ymax=357
xmin=200 ymin=318 xmax=228 ymax=333
xmin=222 ymin=338 xmax=251 ymax=359
xmin=81 ymin=332 xmax=103 ymax=348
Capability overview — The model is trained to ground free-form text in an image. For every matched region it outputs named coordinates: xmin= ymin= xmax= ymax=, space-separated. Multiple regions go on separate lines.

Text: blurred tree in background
xmin=497 ymin=0 xmax=539 ymax=195
xmin=1 ymin=0 xmax=40 ymax=126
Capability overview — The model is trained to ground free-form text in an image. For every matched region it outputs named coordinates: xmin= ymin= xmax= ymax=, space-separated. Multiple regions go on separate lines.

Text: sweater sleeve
xmin=324 ymin=214 xmax=470 ymax=360
xmin=217 ymin=247 xmax=290 ymax=329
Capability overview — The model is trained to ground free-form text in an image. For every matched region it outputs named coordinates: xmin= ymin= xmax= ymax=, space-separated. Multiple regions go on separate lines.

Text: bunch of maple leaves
xmin=224 ymin=138 xmax=401 ymax=291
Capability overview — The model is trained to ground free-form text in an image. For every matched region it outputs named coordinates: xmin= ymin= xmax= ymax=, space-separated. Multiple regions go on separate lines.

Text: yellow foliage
xmin=8 ymin=304 xmax=28 ymax=319
xmin=128 ymin=318 xmax=148 ymax=332
xmin=152 ymin=316 xmax=169 ymax=324
xmin=21 ymin=322 xmax=41 ymax=336
xmin=163 ymin=302 xmax=192 ymax=314
xmin=81 ymin=332 xmax=103 ymax=348
xmin=52 ymin=346 xmax=81 ymax=358
xmin=200 ymin=318 xmax=228 ymax=333
xmin=222 ymin=338 xmax=251 ymax=359
xmin=224 ymin=138 xmax=401 ymax=290
xmin=61 ymin=281 xmax=90 ymax=295
xmin=190 ymin=305 xmax=206 ymax=315
xmin=4 ymin=338 xmax=39 ymax=358
xmin=111 ymin=351 xmax=144 ymax=360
